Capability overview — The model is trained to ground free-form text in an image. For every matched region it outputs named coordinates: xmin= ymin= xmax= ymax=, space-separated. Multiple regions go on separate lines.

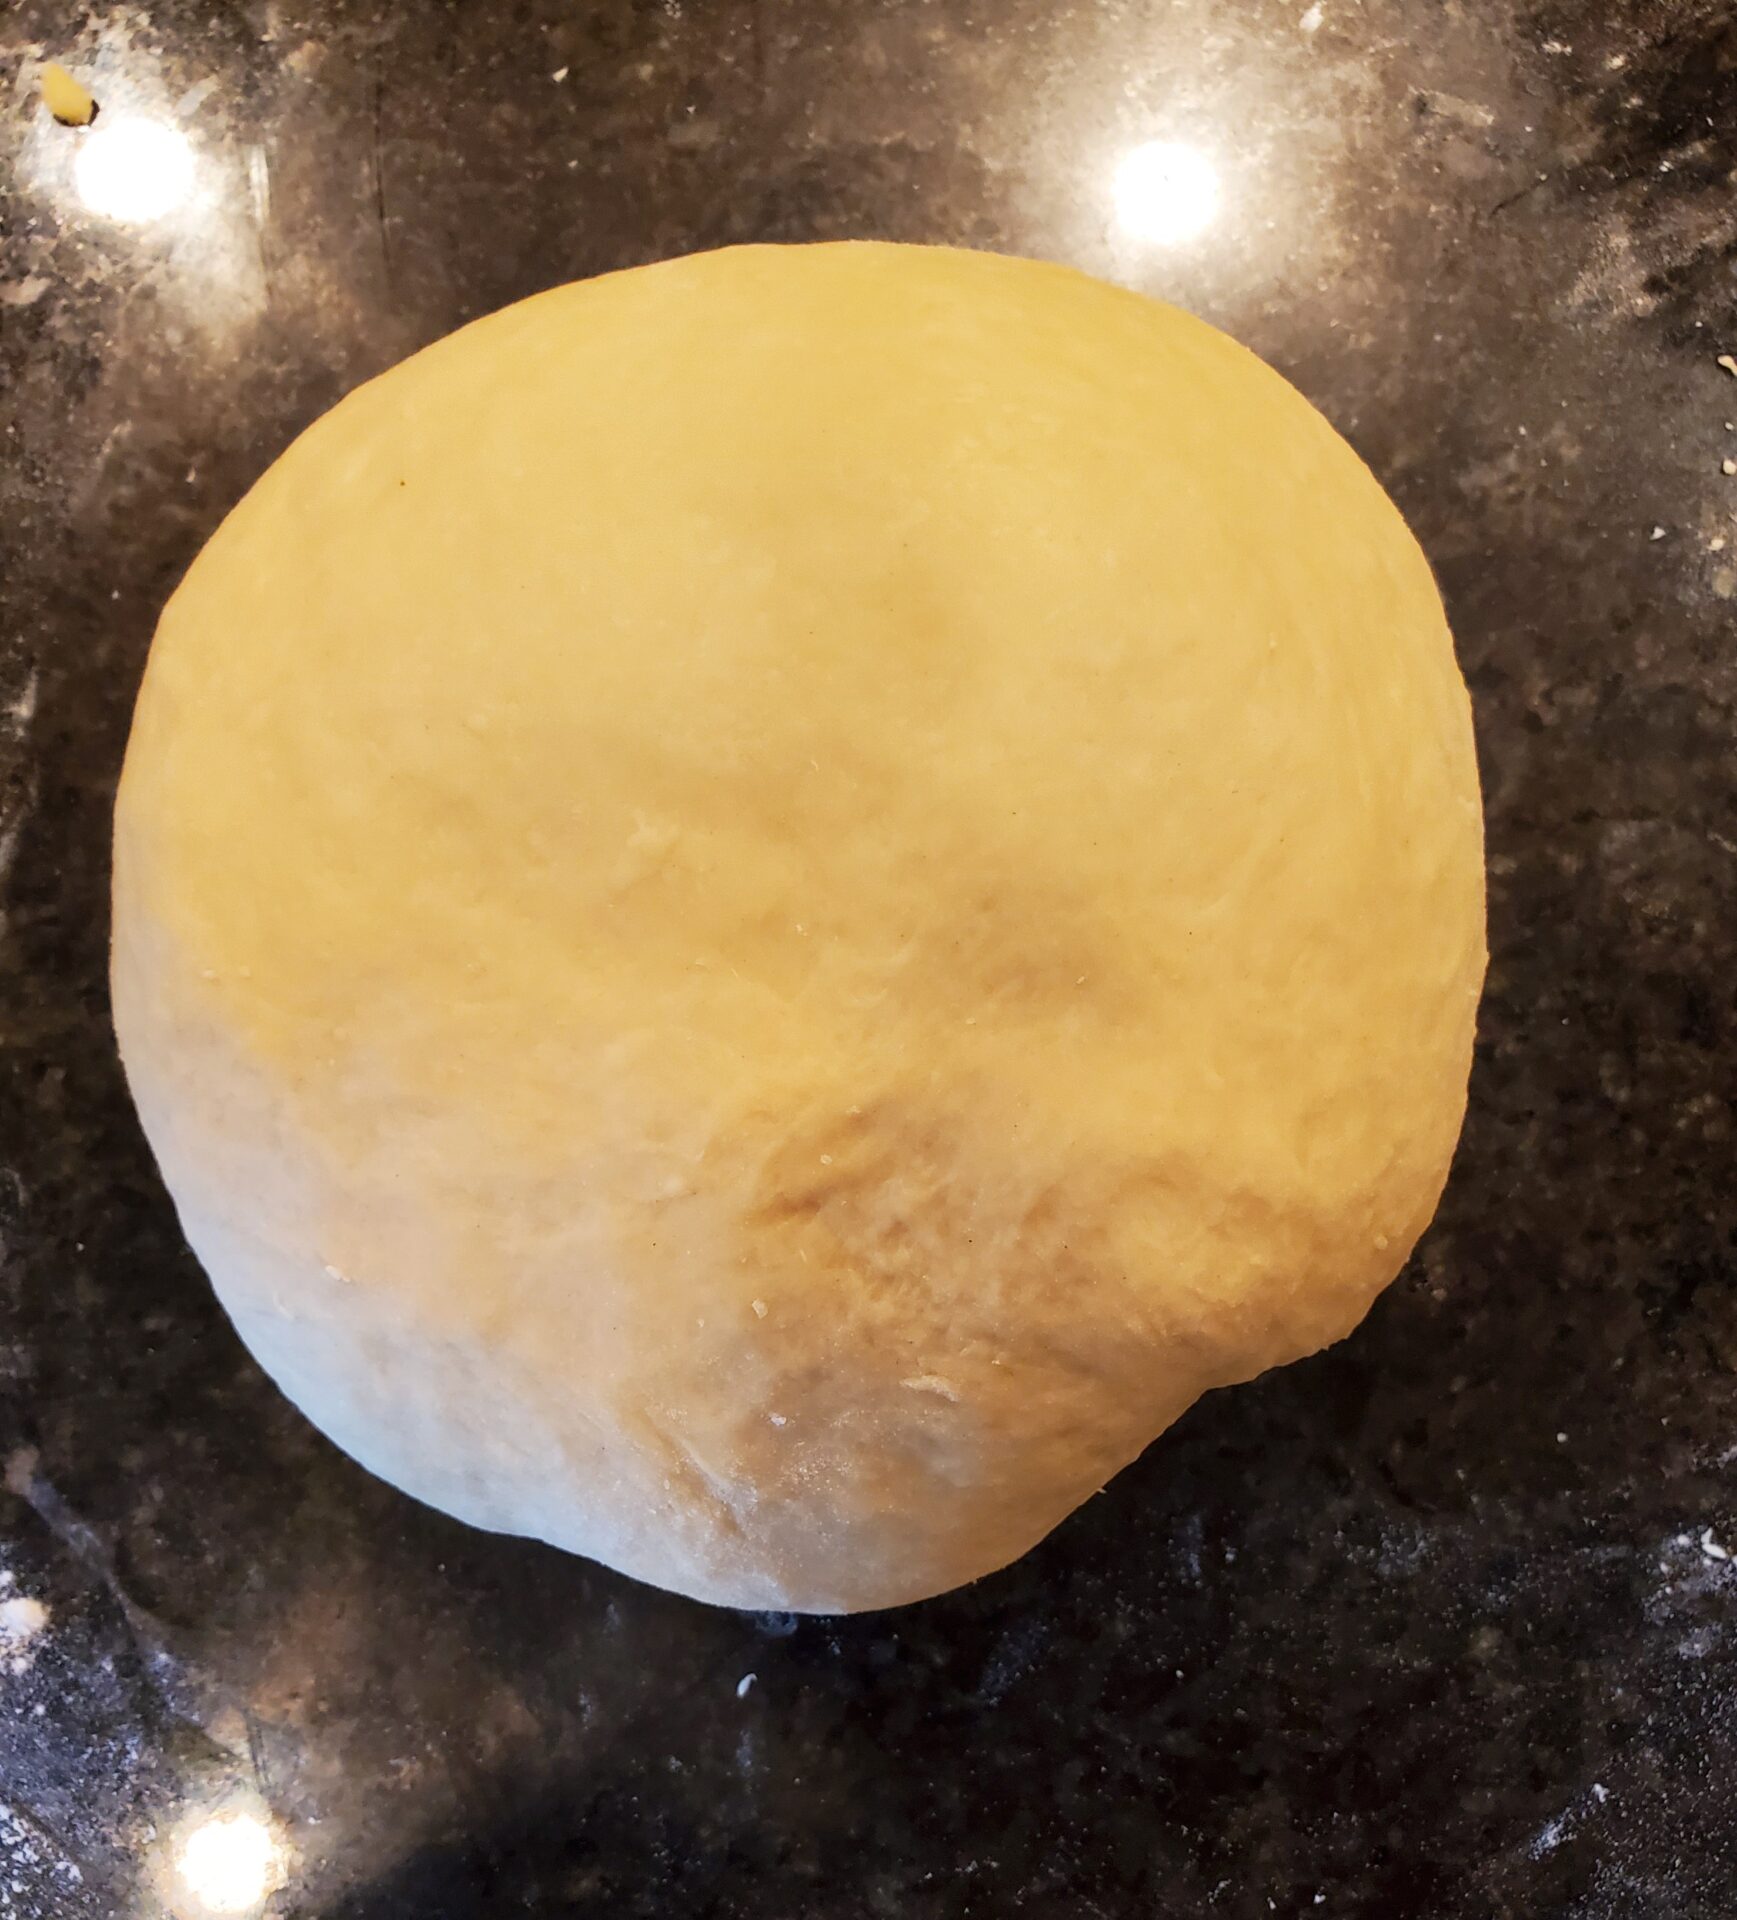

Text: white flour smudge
xmin=1528 ymin=1779 xmax=1615 ymax=1861
xmin=1644 ymin=1531 xmax=1734 ymax=1660
xmin=1530 ymin=1812 xmax=1571 ymax=1858
xmin=0 ymin=1799 xmax=83 ymax=1890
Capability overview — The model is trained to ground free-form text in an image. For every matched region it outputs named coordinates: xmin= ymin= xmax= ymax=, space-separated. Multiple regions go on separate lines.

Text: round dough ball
xmin=112 ymin=243 xmax=1484 ymax=1612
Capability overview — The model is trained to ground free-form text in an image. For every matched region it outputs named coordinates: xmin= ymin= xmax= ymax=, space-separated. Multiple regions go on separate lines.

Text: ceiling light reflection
xmin=1112 ymin=140 xmax=1222 ymax=246
xmin=170 ymin=1807 xmax=287 ymax=1917
xmin=74 ymin=117 xmax=195 ymax=223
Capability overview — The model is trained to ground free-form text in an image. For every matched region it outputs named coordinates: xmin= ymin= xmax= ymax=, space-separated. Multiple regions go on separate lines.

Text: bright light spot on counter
xmin=171 ymin=1809 xmax=285 ymax=1916
xmin=1112 ymin=140 xmax=1221 ymax=245
xmin=75 ymin=117 xmax=195 ymax=223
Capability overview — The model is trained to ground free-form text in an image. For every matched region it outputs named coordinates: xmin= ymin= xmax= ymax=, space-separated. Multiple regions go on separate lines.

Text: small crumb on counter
xmin=42 ymin=62 xmax=97 ymax=126
xmin=736 ymin=1672 xmax=756 ymax=1697
xmin=0 ymin=1595 xmax=50 ymax=1676
xmin=1719 ymin=354 xmax=1737 ymax=378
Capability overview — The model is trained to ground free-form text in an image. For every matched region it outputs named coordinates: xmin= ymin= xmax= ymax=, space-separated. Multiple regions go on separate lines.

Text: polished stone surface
xmin=3 ymin=1 xmax=1736 ymax=1915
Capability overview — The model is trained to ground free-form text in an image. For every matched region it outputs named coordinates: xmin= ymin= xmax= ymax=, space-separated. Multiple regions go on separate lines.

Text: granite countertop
xmin=2 ymin=1 xmax=1735 ymax=1915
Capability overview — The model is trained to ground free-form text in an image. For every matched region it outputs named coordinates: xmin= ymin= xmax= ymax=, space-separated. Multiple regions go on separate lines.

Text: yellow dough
xmin=112 ymin=243 xmax=1484 ymax=1612
xmin=41 ymin=62 xmax=96 ymax=126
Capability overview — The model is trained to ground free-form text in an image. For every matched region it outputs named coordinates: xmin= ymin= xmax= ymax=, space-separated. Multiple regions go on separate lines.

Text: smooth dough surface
xmin=112 ymin=242 xmax=1485 ymax=1612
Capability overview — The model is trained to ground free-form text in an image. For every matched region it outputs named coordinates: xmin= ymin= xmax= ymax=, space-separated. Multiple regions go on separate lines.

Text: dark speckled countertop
xmin=3 ymin=2 xmax=1736 ymax=1916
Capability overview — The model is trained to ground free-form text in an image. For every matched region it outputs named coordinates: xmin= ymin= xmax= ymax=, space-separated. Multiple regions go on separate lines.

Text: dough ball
xmin=112 ymin=243 xmax=1484 ymax=1612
